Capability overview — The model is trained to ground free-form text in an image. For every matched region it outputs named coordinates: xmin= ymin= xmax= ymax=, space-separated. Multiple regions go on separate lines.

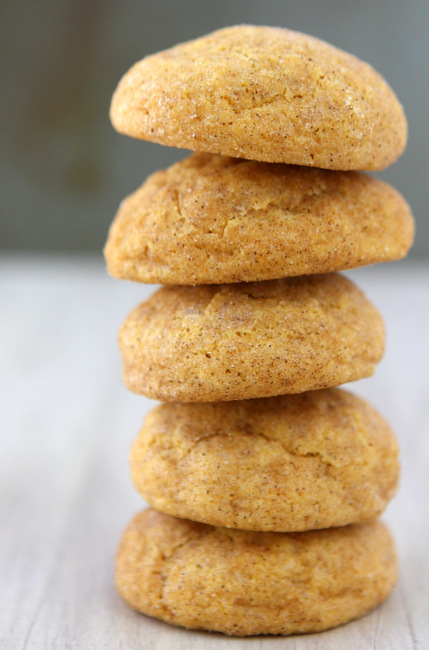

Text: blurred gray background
xmin=1 ymin=0 xmax=428 ymax=258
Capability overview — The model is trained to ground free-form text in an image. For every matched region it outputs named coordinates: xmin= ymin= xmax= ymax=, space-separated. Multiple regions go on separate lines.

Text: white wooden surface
xmin=1 ymin=254 xmax=428 ymax=650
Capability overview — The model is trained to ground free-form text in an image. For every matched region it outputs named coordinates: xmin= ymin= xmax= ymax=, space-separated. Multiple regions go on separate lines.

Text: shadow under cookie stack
xmin=105 ymin=26 xmax=414 ymax=636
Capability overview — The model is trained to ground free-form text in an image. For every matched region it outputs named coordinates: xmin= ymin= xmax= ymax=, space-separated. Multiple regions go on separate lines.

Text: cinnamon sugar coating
xmin=118 ymin=273 xmax=385 ymax=402
xmin=116 ymin=509 xmax=397 ymax=636
xmin=130 ymin=389 xmax=399 ymax=531
xmin=110 ymin=25 xmax=407 ymax=171
xmin=105 ymin=153 xmax=414 ymax=284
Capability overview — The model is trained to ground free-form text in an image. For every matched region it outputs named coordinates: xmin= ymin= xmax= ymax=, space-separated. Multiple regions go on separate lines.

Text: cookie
xmin=118 ymin=273 xmax=384 ymax=402
xmin=130 ymin=388 xmax=399 ymax=531
xmin=104 ymin=153 xmax=414 ymax=285
xmin=116 ymin=509 xmax=397 ymax=636
xmin=110 ymin=25 xmax=407 ymax=171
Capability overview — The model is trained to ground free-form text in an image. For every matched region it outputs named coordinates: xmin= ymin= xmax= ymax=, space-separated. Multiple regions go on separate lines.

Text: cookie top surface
xmin=110 ymin=25 xmax=407 ymax=170
xmin=119 ymin=273 xmax=384 ymax=402
xmin=116 ymin=509 xmax=397 ymax=636
xmin=130 ymin=389 xmax=399 ymax=531
xmin=105 ymin=153 xmax=414 ymax=285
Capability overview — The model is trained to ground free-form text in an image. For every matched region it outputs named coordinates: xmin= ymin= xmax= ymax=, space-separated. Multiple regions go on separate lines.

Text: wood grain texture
xmin=1 ymin=254 xmax=428 ymax=649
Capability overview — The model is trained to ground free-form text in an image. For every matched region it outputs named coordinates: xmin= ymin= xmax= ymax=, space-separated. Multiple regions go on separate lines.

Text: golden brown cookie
xmin=105 ymin=153 xmax=414 ymax=285
xmin=118 ymin=274 xmax=384 ymax=402
xmin=110 ymin=25 xmax=407 ymax=171
xmin=116 ymin=509 xmax=397 ymax=636
xmin=130 ymin=389 xmax=399 ymax=531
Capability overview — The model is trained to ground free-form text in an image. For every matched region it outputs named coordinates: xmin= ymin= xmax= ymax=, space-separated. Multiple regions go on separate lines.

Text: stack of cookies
xmin=105 ymin=26 xmax=414 ymax=636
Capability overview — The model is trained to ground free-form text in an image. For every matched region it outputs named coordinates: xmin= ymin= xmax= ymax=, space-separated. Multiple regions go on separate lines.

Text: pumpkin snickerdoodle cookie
xmin=130 ymin=388 xmax=399 ymax=532
xmin=110 ymin=25 xmax=407 ymax=171
xmin=104 ymin=153 xmax=414 ymax=285
xmin=118 ymin=273 xmax=384 ymax=402
xmin=115 ymin=509 xmax=398 ymax=636
xmin=109 ymin=23 xmax=407 ymax=638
